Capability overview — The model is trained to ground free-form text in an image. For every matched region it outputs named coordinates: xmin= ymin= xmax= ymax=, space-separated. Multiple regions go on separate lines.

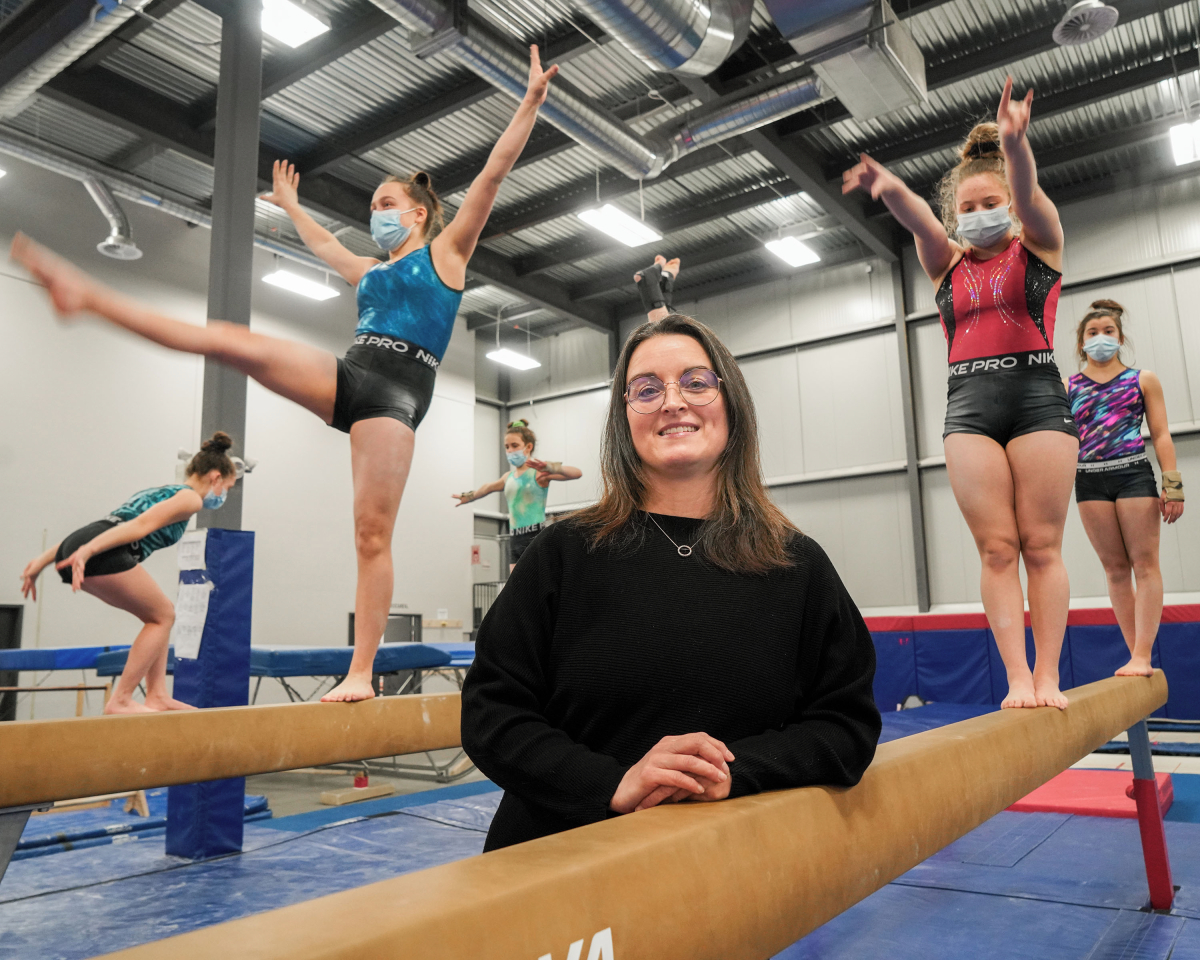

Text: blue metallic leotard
xmin=355 ymin=245 xmax=463 ymax=361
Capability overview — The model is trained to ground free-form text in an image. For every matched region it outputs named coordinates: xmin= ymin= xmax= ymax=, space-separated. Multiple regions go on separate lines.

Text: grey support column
xmin=198 ymin=0 xmax=263 ymax=531
xmin=891 ymin=259 xmax=931 ymax=612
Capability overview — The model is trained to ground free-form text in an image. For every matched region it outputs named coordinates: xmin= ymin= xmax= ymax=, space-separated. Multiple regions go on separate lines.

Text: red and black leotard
xmin=935 ymin=237 xmax=1078 ymax=445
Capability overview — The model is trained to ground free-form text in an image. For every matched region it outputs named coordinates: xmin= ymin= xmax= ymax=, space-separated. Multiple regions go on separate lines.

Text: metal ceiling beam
xmin=514 ymin=180 xmax=799 ymax=277
xmin=467 ymin=247 xmax=616 ymax=334
xmin=71 ymin=0 xmax=190 ymax=72
xmin=568 ymin=211 xmax=843 ymax=301
xmin=194 ymin=7 xmax=399 ymax=132
xmin=295 ymin=29 xmax=604 ymax=180
xmin=480 ymin=139 xmax=755 ymax=241
xmin=773 ymin=0 xmax=1194 ymax=145
xmin=609 ymin=242 xmax=874 ymax=317
xmin=864 ymin=47 xmax=1200 ymax=172
xmin=432 ymin=79 xmax=692 ymax=198
xmin=0 ymin=0 xmax=95 ymax=88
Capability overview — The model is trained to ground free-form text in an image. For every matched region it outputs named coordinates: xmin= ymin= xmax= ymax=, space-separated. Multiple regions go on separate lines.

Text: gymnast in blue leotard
xmin=12 ymin=47 xmax=560 ymax=704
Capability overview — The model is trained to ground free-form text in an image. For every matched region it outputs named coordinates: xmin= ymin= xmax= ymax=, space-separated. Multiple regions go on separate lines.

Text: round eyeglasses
xmin=624 ymin=368 xmax=722 ymax=414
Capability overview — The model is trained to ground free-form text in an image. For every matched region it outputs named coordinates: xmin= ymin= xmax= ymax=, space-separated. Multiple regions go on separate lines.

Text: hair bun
xmin=201 ymin=431 xmax=234 ymax=453
xmin=959 ymin=121 xmax=1002 ymax=163
xmin=1090 ymin=298 xmax=1124 ymax=316
xmin=413 ymin=171 xmax=431 ymax=188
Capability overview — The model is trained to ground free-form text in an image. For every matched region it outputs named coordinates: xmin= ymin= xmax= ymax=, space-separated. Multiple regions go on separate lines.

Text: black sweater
xmin=460 ymin=513 xmax=881 ymax=851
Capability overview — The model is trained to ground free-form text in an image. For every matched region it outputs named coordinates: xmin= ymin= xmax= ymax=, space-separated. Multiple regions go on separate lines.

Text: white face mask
xmin=957 ymin=204 xmax=1013 ymax=248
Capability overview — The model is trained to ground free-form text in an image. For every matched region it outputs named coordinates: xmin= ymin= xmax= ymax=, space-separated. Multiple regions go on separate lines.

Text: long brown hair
xmin=382 ymin=171 xmax=444 ymax=240
xmin=572 ymin=314 xmax=797 ymax=574
xmin=1075 ymin=298 xmax=1130 ymax=366
xmin=185 ymin=431 xmax=236 ymax=478
xmin=936 ymin=121 xmax=1018 ymax=239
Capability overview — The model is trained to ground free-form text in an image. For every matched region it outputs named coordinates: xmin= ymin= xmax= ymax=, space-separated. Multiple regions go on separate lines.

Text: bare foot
xmin=1033 ymin=677 xmax=1069 ymax=710
xmin=1001 ymin=675 xmax=1037 ymax=709
xmin=1115 ymin=656 xmax=1154 ymax=677
xmin=321 ymin=675 xmax=376 ymax=703
xmin=104 ymin=698 xmax=155 ymax=715
xmin=662 ymin=257 xmax=680 ymax=280
xmin=10 ymin=233 xmax=95 ymax=316
xmin=143 ymin=696 xmax=198 ymax=711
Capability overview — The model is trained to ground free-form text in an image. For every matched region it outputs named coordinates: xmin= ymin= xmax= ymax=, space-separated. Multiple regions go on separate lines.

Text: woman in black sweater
xmin=461 ymin=314 xmax=881 ymax=851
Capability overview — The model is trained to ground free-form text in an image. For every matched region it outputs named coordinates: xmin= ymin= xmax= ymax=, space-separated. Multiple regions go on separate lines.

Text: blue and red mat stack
xmin=1 ymin=705 xmax=1197 ymax=960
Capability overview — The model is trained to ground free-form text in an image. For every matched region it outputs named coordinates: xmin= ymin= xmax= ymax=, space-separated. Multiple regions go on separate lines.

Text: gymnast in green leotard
xmin=453 ymin=420 xmax=581 ymax=570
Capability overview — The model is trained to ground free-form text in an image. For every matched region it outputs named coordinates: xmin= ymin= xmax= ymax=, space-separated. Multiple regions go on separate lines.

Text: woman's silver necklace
xmin=646 ymin=512 xmax=696 ymax=557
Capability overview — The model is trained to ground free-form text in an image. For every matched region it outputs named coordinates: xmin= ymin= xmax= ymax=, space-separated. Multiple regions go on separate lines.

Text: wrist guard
xmin=1162 ymin=471 xmax=1184 ymax=502
xmin=635 ymin=263 xmax=667 ymax=312
xmin=460 ymin=490 xmax=475 ymax=502
xmin=544 ymin=461 xmax=563 ymax=475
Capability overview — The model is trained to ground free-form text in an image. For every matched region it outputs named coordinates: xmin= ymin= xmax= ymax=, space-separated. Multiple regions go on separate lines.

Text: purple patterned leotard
xmin=1067 ymin=367 xmax=1145 ymax=464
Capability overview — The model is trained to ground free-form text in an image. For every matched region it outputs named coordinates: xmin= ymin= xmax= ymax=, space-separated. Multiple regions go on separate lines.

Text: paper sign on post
xmin=177 ymin=530 xmax=208 ymax=570
xmin=172 ymin=581 xmax=213 ymax=659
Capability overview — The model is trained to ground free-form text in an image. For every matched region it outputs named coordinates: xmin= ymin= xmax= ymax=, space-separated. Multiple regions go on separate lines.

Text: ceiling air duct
xmin=571 ymin=0 xmax=754 ymax=77
xmin=83 ymin=176 xmax=143 ymax=260
xmin=763 ymin=0 xmax=926 ymax=121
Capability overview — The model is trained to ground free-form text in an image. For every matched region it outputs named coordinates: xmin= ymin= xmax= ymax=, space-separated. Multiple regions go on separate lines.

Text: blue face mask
xmin=202 ymin=489 xmax=227 ymax=510
xmin=506 ymin=451 xmax=527 ymax=468
xmin=1083 ymin=334 xmax=1121 ymax=363
xmin=370 ymin=208 xmax=417 ymax=252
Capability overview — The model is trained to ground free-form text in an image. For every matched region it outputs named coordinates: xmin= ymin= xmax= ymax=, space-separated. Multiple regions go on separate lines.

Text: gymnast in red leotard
xmin=844 ymin=78 xmax=1078 ymax=711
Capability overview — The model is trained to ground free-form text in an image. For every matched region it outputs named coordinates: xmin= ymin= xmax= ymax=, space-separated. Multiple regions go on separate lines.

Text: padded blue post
xmin=166 ymin=529 xmax=254 ymax=860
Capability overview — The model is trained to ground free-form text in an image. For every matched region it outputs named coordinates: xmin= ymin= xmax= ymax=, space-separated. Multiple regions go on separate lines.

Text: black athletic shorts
xmin=55 ymin=519 xmax=141 ymax=583
xmin=1075 ymin=456 xmax=1159 ymax=502
xmin=509 ymin=525 xmax=543 ymax=566
xmin=332 ymin=335 xmax=438 ymax=434
xmin=943 ymin=369 xmax=1079 ymax=446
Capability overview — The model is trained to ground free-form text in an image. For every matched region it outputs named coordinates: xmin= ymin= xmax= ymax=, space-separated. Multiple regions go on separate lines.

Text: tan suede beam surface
xmin=0 ymin=693 xmax=462 ymax=807
xmin=94 ymin=672 xmax=1166 ymax=960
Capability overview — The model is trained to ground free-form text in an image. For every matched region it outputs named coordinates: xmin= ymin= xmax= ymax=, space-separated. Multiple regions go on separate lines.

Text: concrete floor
xmin=246 ymin=749 xmax=489 ymax=818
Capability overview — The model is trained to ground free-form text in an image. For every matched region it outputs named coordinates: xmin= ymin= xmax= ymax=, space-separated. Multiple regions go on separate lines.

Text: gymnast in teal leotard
xmin=453 ymin=420 xmax=582 ymax=570
xmin=13 ymin=48 xmax=561 ymax=704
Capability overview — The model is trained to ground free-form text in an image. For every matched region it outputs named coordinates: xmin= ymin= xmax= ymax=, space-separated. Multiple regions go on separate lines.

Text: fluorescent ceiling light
xmin=261 ymin=0 xmax=329 ymax=48
xmin=765 ymin=236 xmax=821 ymax=268
xmin=1169 ymin=120 xmax=1200 ymax=166
xmin=262 ymin=269 xmax=339 ymax=301
xmin=0 ymin=168 xmax=6 ymax=180
xmin=487 ymin=348 xmax=541 ymax=370
xmin=576 ymin=204 xmax=662 ymax=247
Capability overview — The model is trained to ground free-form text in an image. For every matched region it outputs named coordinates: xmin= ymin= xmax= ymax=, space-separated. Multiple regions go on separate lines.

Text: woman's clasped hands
xmin=609 ymin=732 xmax=735 ymax=814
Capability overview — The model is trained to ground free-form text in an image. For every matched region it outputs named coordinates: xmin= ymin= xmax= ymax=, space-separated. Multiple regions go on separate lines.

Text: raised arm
xmin=57 ymin=490 xmax=203 ymax=591
xmin=434 ymin=46 xmax=559 ymax=267
xmin=1141 ymin=371 xmax=1184 ymax=523
xmin=261 ymin=161 xmax=380 ymax=286
xmin=843 ymin=153 xmax=957 ymax=282
xmin=997 ymin=77 xmax=1062 ymax=255
xmin=453 ymin=474 xmax=509 ymax=506
xmin=527 ymin=458 xmax=582 ymax=486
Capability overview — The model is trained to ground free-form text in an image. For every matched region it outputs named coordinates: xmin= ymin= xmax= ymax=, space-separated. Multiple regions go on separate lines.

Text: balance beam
xmin=0 ymin=693 xmax=461 ymax=807
xmin=95 ymin=672 xmax=1167 ymax=960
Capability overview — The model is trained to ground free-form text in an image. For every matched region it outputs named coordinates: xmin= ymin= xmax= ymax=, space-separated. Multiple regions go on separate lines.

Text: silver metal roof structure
xmin=1 ymin=0 xmax=1196 ymax=334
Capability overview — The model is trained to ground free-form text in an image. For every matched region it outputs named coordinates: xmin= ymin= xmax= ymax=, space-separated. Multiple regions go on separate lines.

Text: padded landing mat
xmin=0 ymin=787 xmax=501 ymax=960
xmin=1009 ymin=769 xmax=1174 ymax=818
xmin=894 ymin=812 xmax=1200 ymax=919
xmin=878 ymin=702 xmax=996 ymax=743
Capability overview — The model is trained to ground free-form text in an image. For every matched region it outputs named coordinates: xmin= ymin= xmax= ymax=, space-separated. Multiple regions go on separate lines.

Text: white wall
xmin=0 ymin=156 xmax=475 ymax=716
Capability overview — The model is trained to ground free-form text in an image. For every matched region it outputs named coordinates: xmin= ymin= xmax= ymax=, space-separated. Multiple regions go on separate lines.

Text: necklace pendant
xmin=677 ymin=544 xmax=692 ymax=557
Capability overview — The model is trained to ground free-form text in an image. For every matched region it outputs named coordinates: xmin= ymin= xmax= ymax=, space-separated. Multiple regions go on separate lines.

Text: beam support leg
xmin=0 ymin=803 xmax=51 ymax=885
xmin=198 ymin=0 xmax=263 ymax=531
xmin=1127 ymin=718 xmax=1174 ymax=910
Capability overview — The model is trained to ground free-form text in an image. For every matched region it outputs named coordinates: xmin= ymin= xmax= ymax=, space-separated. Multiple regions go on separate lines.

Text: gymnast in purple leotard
xmin=1066 ymin=299 xmax=1184 ymax=677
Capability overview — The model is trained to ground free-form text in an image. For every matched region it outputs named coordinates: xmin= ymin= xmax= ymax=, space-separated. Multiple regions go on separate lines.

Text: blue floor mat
xmin=0 ymin=788 xmax=501 ymax=960
xmin=879 ymin=702 xmax=996 ymax=743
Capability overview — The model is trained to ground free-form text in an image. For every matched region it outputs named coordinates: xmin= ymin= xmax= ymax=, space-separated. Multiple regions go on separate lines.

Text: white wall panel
xmin=741 ymin=351 xmax=805 ymax=479
xmin=773 ymin=473 xmax=916 ymax=609
xmin=1060 ymin=185 xmax=1163 ymax=280
xmin=1166 ymin=265 xmax=1200 ymax=420
xmin=507 ymin=326 xmax=611 ymax=401
xmin=910 ymin=319 xmax=949 ymax=460
xmin=473 ymin=402 xmax=504 ymax=513
xmin=1149 ymin=177 xmax=1200 ymax=258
